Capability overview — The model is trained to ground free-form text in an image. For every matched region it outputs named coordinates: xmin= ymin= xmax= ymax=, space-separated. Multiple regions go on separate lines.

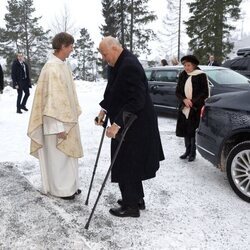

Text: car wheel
xmin=226 ymin=141 xmax=250 ymax=203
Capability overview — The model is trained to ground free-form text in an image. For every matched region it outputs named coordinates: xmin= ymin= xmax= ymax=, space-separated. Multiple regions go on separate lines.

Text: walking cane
xmin=85 ymin=115 xmax=108 ymax=205
xmin=84 ymin=113 xmax=137 ymax=230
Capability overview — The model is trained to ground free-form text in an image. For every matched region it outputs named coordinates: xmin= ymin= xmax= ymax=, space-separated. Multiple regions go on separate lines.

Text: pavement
xmin=0 ymin=163 xmax=91 ymax=250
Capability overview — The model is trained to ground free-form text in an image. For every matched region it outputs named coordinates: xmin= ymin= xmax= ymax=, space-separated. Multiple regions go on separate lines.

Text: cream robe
xmin=27 ymin=54 xmax=83 ymax=197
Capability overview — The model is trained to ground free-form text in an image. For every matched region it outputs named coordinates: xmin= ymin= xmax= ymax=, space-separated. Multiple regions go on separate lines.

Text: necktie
xmin=21 ymin=63 xmax=27 ymax=78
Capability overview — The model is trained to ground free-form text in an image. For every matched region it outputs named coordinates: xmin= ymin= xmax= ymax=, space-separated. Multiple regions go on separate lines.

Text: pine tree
xmin=0 ymin=0 xmax=50 ymax=81
xmin=99 ymin=0 xmax=118 ymax=78
xmin=73 ymin=28 xmax=96 ymax=81
xmin=100 ymin=0 xmax=157 ymax=56
xmin=185 ymin=0 xmax=242 ymax=64
xmin=0 ymin=0 xmax=22 ymax=75
xmin=100 ymin=0 xmax=119 ymax=37
xmin=128 ymin=0 xmax=157 ymax=56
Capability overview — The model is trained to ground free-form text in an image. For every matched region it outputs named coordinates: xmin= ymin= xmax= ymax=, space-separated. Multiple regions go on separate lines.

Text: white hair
xmin=101 ymin=36 xmax=121 ymax=48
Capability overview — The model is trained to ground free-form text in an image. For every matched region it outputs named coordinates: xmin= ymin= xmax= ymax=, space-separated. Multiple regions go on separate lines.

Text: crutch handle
xmin=95 ymin=116 xmax=108 ymax=128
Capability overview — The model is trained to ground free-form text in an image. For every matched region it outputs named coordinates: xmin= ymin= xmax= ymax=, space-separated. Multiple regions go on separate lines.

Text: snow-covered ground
xmin=0 ymin=81 xmax=249 ymax=249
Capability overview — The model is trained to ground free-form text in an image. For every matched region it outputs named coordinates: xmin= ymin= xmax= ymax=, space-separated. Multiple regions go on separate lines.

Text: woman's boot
xmin=180 ymin=137 xmax=191 ymax=159
xmin=188 ymin=137 xmax=196 ymax=162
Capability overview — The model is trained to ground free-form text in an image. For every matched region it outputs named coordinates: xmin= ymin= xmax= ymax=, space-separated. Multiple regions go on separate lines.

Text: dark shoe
xmin=188 ymin=155 xmax=196 ymax=162
xmin=21 ymin=106 xmax=28 ymax=111
xmin=75 ymin=189 xmax=81 ymax=195
xmin=109 ymin=206 xmax=140 ymax=218
xmin=179 ymin=152 xmax=189 ymax=159
xmin=117 ymin=198 xmax=146 ymax=210
xmin=17 ymin=109 xmax=22 ymax=114
xmin=61 ymin=194 xmax=75 ymax=200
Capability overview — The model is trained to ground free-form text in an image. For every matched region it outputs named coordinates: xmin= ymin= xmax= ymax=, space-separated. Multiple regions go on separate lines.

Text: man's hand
xmin=57 ymin=131 xmax=67 ymax=140
xmin=106 ymin=123 xmax=120 ymax=138
xmin=15 ymin=85 xmax=19 ymax=90
xmin=95 ymin=110 xmax=106 ymax=126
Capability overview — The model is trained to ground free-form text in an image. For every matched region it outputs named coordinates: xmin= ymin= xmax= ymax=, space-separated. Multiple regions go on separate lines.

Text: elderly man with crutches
xmin=93 ymin=36 xmax=164 ymax=219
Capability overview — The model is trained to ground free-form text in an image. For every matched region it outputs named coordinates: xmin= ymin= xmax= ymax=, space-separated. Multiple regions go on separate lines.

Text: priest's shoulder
xmin=39 ymin=62 xmax=61 ymax=78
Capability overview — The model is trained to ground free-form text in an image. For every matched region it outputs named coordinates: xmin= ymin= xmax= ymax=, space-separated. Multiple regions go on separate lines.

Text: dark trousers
xmin=119 ymin=181 xmax=144 ymax=207
xmin=16 ymin=81 xmax=30 ymax=109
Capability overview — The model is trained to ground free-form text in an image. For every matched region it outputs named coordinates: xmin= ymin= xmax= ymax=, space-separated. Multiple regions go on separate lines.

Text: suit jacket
xmin=100 ymin=49 xmax=164 ymax=182
xmin=11 ymin=59 xmax=31 ymax=88
xmin=208 ymin=61 xmax=220 ymax=66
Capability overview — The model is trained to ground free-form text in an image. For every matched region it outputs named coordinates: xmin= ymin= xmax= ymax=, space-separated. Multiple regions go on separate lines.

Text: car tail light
xmin=200 ymin=105 xmax=205 ymax=118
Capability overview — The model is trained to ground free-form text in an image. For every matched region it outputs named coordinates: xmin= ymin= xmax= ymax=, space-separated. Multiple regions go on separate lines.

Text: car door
xmin=149 ymin=69 xmax=179 ymax=111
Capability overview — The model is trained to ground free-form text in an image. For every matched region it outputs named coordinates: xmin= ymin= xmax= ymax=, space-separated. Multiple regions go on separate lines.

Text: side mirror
xmin=208 ymin=80 xmax=214 ymax=87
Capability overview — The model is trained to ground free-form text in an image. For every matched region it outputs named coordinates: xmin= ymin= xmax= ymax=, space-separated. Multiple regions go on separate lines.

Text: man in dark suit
xmin=208 ymin=55 xmax=220 ymax=66
xmin=95 ymin=36 xmax=165 ymax=218
xmin=0 ymin=63 xmax=3 ymax=94
xmin=11 ymin=53 xmax=31 ymax=113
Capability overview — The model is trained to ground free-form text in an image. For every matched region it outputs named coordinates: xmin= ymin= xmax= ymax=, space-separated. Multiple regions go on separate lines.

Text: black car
xmin=145 ymin=65 xmax=250 ymax=113
xmin=196 ymin=91 xmax=250 ymax=202
xmin=222 ymin=48 xmax=250 ymax=79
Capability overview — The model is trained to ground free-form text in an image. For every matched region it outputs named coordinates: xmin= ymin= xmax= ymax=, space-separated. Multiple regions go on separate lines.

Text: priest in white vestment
xmin=27 ymin=32 xmax=83 ymax=200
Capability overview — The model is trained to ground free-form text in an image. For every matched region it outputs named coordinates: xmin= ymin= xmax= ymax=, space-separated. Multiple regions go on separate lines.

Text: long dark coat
xmin=11 ymin=59 xmax=31 ymax=89
xmin=0 ymin=64 xmax=3 ymax=91
xmin=175 ymin=68 xmax=209 ymax=137
xmin=100 ymin=49 xmax=165 ymax=183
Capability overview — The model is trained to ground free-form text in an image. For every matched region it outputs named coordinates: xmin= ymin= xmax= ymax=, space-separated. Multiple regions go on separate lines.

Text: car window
xmin=205 ymin=68 xmax=250 ymax=85
xmin=144 ymin=69 xmax=152 ymax=80
xmin=154 ymin=70 xmax=177 ymax=82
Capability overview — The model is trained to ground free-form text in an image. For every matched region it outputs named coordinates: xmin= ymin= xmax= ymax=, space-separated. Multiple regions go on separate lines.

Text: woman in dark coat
xmin=96 ymin=36 xmax=164 ymax=218
xmin=176 ymin=55 xmax=209 ymax=162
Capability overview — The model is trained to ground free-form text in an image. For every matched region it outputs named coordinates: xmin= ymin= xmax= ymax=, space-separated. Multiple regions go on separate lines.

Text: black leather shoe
xmin=117 ymin=198 xmax=146 ymax=210
xmin=17 ymin=109 xmax=22 ymax=114
xmin=109 ymin=206 xmax=140 ymax=218
xmin=75 ymin=189 xmax=81 ymax=195
xmin=179 ymin=152 xmax=189 ymax=159
xmin=21 ymin=106 xmax=28 ymax=111
xmin=61 ymin=194 xmax=75 ymax=200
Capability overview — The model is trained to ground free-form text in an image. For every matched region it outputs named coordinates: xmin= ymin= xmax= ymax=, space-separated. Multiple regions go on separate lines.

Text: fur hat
xmin=181 ymin=55 xmax=199 ymax=65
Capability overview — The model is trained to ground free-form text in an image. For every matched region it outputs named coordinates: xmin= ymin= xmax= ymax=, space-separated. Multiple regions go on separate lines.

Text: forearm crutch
xmin=84 ymin=113 xmax=137 ymax=229
xmin=85 ymin=115 xmax=108 ymax=205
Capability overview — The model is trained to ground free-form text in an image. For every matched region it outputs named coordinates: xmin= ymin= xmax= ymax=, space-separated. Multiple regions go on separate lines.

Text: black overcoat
xmin=0 ymin=64 xmax=3 ymax=91
xmin=11 ymin=59 xmax=31 ymax=89
xmin=175 ymin=69 xmax=209 ymax=137
xmin=100 ymin=49 xmax=165 ymax=183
